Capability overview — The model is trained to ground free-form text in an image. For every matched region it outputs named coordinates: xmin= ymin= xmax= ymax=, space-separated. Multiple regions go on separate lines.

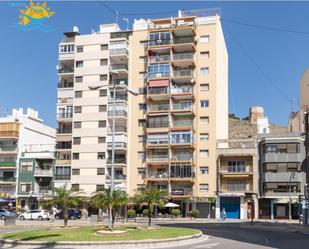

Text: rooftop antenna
xmin=122 ymin=17 xmax=129 ymax=30
xmin=116 ymin=10 xmax=119 ymax=26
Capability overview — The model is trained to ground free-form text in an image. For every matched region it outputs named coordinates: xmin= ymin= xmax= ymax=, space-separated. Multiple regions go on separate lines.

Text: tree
xmin=42 ymin=185 xmax=84 ymax=227
xmin=134 ymin=189 xmax=168 ymax=227
xmin=90 ymin=187 xmax=128 ymax=230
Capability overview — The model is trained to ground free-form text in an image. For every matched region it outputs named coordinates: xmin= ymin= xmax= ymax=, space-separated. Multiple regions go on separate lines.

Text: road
xmin=158 ymin=222 xmax=309 ymax=249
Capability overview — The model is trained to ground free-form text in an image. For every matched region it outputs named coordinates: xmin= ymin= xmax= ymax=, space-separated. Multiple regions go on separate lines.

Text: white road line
xmin=192 ymin=243 xmax=220 ymax=248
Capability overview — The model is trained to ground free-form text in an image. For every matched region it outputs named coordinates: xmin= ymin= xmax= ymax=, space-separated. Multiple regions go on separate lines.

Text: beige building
xmin=55 ymin=9 xmax=228 ymax=215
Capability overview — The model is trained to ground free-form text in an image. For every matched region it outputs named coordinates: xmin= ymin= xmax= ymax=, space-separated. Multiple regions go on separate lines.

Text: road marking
xmin=193 ymin=243 xmax=220 ymax=248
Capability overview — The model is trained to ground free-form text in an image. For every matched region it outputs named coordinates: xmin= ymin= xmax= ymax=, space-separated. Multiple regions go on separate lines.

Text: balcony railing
xmin=147 ymin=121 xmax=169 ymax=128
xmin=58 ymin=82 xmax=74 ymax=88
xmin=172 ymin=103 xmax=193 ymax=111
xmin=0 ymin=131 xmax=19 ymax=138
xmin=0 ymin=177 xmax=16 ymax=182
xmin=107 ymin=142 xmax=127 ymax=149
xmin=170 ymin=87 xmax=193 ymax=94
xmin=58 ymin=67 xmax=74 ymax=74
xmin=106 ymin=158 xmax=127 ymax=164
xmin=147 ymin=172 xmax=169 ymax=179
xmin=57 ymin=112 xmax=73 ymax=119
xmin=173 ymin=53 xmax=194 ymax=60
xmin=34 ymin=169 xmax=53 ymax=176
xmin=108 ymin=126 xmax=127 ymax=133
xmin=106 ymin=175 xmax=126 ymax=180
xmin=147 ymin=72 xmax=170 ymax=79
xmin=173 ymin=70 xmax=194 ymax=77
xmin=147 ymin=155 xmax=169 ymax=162
xmin=60 ymin=38 xmax=75 ymax=43
xmin=57 ymin=128 xmax=72 ymax=134
xmin=148 ymin=39 xmax=171 ymax=46
xmin=109 ymin=64 xmax=128 ymax=71
xmin=172 ymin=120 xmax=194 ymax=127
xmin=110 ymin=79 xmax=128 ymax=86
xmin=174 ymin=37 xmax=194 ymax=44
xmin=170 ymin=172 xmax=194 ymax=178
xmin=148 ymin=87 xmax=169 ymax=95
xmin=147 ymin=138 xmax=169 ymax=145
xmin=170 ymin=138 xmax=193 ymax=145
xmin=149 ymin=55 xmax=171 ymax=63
xmin=108 ymin=110 xmax=128 ymax=117
xmin=57 ymin=98 xmax=73 ymax=105
xmin=225 ymin=184 xmax=248 ymax=192
xmin=55 ymin=175 xmax=71 ymax=180
xmin=171 ymin=154 xmax=193 ymax=161
xmin=148 ymin=104 xmax=170 ymax=112
xmin=109 ymin=48 xmax=129 ymax=56
xmin=171 ymin=188 xmax=192 ymax=196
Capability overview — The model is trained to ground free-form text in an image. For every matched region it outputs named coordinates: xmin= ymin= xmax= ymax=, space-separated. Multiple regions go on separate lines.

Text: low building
xmin=258 ymin=133 xmax=306 ymax=220
xmin=0 ymin=108 xmax=55 ymax=210
xmin=216 ymin=139 xmax=258 ymax=219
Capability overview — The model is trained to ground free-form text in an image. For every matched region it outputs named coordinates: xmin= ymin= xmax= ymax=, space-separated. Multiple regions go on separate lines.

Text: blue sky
xmin=0 ymin=1 xmax=308 ymax=127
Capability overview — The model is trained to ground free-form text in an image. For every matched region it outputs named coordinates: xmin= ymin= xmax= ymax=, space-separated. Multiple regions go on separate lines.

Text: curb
xmin=0 ymin=231 xmax=204 ymax=248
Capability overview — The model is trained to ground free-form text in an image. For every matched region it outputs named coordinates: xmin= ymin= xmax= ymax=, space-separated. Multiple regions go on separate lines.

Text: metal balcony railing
xmin=173 ymin=70 xmax=194 ymax=77
xmin=106 ymin=175 xmax=126 ymax=180
xmin=106 ymin=158 xmax=127 ymax=164
xmin=147 ymin=121 xmax=169 ymax=128
xmin=170 ymin=138 xmax=193 ymax=144
xmin=108 ymin=110 xmax=127 ymax=117
xmin=148 ymin=87 xmax=169 ymax=95
xmin=110 ymin=79 xmax=128 ymax=86
xmin=171 ymin=188 xmax=192 ymax=195
xmin=170 ymin=172 xmax=194 ymax=178
xmin=147 ymin=172 xmax=169 ymax=179
xmin=58 ymin=82 xmax=74 ymax=88
xmin=148 ymin=39 xmax=171 ymax=46
xmin=174 ymin=37 xmax=194 ymax=44
xmin=34 ymin=169 xmax=53 ymax=176
xmin=109 ymin=64 xmax=128 ymax=71
xmin=146 ymin=155 xmax=169 ymax=162
xmin=171 ymin=154 xmax=193 ymax=161
xmin=173 ymin=53 xmax=194 ymax=60
xmin=170 ymin=87 xmax=193 ymax=94
xmin=108 ymin=126 xmax=127 ymax=133
xmin=57 ymin=98 xmax=73 ymax=105
xmin=149 ymin=55 xmax=171 ymax=63
xmin=172 ymin=103 xmax=194 ymax=111
xmin=147 ymin=138 xmax=169 ymax=145
xmin=57 ymin=112 xmax=73 ymax=119
xmin=172 ymin=120 xmax=194 ymax=127
xmin=147 ymin=72 xmax=170 ymax=78
xmin=58 ymin=67 xmax=74 ymax=74
xmin=0 ymin=177 xmax=16 ymax=182
xmin=148 ymin=104 xmax=170 ymax=112
xmin=109 ymin=48 xmax=128 ymax=56
xmin=107 ymin=142 xmax=127 ymax=149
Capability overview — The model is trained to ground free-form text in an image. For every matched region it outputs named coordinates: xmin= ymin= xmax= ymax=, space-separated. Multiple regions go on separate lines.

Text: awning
xmin=149 ymin=79 xmax=169 ymax=87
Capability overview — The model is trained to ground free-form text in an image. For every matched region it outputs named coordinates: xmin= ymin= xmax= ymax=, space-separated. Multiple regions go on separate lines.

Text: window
xmin=97 ymin=168 xmax=105 ymax=175
xmin=75 ymin=91 xmax=82 ymax=98
xmin=99 ymin=105 xmax=107 ymax=112
xmin=101 ymin=44 xmax=108 ymax=51
xmin=100 ymin=59 xmax=108 ymax=66
xmin=200 ymin=150 xmax=209 ymax=158
xmin=74 ymin=122 xmax=81 ymax=129
xmin=139 ymin=72 xmax=146 ymax=80
xmin=96 ymin=184 xmax=105 ymax=191
xmin=200 ymin=51 xmax=209 ymax=58
xmin=98 ymin=137 xmax=106 ymax=144
xmin=100 ymin=74 xmax=108 ymax=81
xmin=200 ymin=84 xmax=209 ymax=91
xmin=139 ymin=103 xmax=147 ymax=110
xmin=71 ymin=184 xmax=79 ymax=191
xmin=200 ymin=35 xmax=209 ymax=43
xmin=199 ymin=183 xmax=209 ymax=191
xmin=20 ymin=183 xmax=31 ymax=193
xmin=138 ymin=151 xmax=145 ymax=161
xmin=200 ymin=133 xmax=209 ymax=141
xmin=138 ymin=135 xmax=146 ymax=143
xmin=200 ymin=116 xmax=209 ymax=124
xmin=76 ymin=46 xmax=83 ymax=53
xmin=74 ymin=106 xmax=82 ymax=113
xmin=72 ymin=169 xmax=80 ymax=175
xmin=72 ymin=153 xmax=79 ymax=160
xmin=97 ymin=152 xmax=105 ymax=160
xmin=73 ymin=137 xmax=81 ymax=145
xmin=200 ymin=100 xmax=209 ymax=108
xmin=59 ymin=44 xmax=74 ymax=53
xmin=139 ymin=56 xmax=147 ymax=63
xmin=228 ymin=161 xmax=246 ymax=172
xmin=148 ymin=63 xmax=170 ymax=78
xmin=75 ymin=76 xmax=83 ymax=83
xmin=20 ymin=161 xmax=32 ymax=172
xmin=200 ymin=166 xmax=209 ymax=174
xmin=76 ymin=61 xmax=83 ymax=68
xmin=98 ymin=120 xmax=106 ymax=128
xmin=138 ymin=119 xmax=147 ymax=127
xmin=99 ymin=89 xmax=107 ymax=97
xmin=138 ymin=87 xmax=147 ymax=94
xmin=200 ymin=67 xmax=209 ymax=75
xmin=55 ymin=166 xmax=71 ymax=180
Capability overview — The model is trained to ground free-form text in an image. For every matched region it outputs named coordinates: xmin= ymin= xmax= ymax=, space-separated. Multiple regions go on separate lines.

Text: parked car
xmin=19 ymin=209 xmax=50 ymax=221
xmin=0 ymin=209 xmax=16 ymax=219
xmin=55 ymin=209 xmax=81 ymax=220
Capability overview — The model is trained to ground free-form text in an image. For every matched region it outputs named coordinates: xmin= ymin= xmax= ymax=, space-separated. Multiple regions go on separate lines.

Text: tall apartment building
xmin=56 ymin=9 xmax=228 ymax=214
xmin=0 ymin=108 xmax=55 ymax=210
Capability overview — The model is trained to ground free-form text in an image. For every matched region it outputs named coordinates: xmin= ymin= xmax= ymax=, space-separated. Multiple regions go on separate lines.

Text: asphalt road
xmin=158 ymin=222 xmax=309 ymax=249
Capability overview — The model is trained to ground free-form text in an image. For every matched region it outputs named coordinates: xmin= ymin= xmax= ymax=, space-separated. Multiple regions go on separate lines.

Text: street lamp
xmin=288 ymin=171 xmax=296 ymax=221
xmin=88 ymin=81 xmax=138 ymax=231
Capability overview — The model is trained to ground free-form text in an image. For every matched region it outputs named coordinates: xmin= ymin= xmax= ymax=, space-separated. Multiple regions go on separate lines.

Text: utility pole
xmin=288 ymin=172 xmax=295 ymax=221
xmin=304 ymin=109 xmax=309 ymax=226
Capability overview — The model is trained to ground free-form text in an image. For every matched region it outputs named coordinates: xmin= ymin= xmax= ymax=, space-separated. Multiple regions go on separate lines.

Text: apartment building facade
xmin=259 ymin=133 xmax=306 ymax=220
xmin=216 ymin=139 xmax=258 ymax=219
xmin=0 ymin=108 xmax=55 ymax=210
xmin=56 ymin=9 xmax=228 ymax=215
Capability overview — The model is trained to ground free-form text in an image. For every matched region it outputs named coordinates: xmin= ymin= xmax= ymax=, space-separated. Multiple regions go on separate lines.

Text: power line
xmin=223 ymin=24 xmax=294 ymax=110
xmin=119 ymin=11 xmax=177 ymax=16
xmin=221 ymin=18 xmax=309 ymax=35
xmin=97 ymin=1 xmax=117 ymax=15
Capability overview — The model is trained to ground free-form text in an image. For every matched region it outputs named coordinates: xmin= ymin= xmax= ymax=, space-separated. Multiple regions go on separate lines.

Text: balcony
xmin=58 ymin=67 xmax=74 ymax=74
xmin=172 ymin=53 xmax=195 ymax=67
xmin=264 ymin=172 xmax=304 ymax=183
xmin=146 ymin=155 xmax=169 ymax=163
xmin=146 ymin=135 xmax=169 ymax=148
xmin=60 ymin=38 xmax=75 ymax=43
xmin=172 ymin=37 xmax=195 ymax=53
xmin=148 ymin=39 xmax=171 ymax=47
xmin=147 ymin=103 xmax=170 ymax=113
xmin=106 ymin=158 xmax=127 ymax=165
xmin=108 ymin=110 xmax=127 ymax=117
xmin=171 ymin=154 xmax=194 ymax=162
xmin=0 ymin=131 xmax=19 ymax=139
xmin=109 ymin=78 xmax=128 ymax=87
xmin=171 ymin=188 xmax=193 ymax=196
xmin=0 ymin=161 xmax=16 ymax=168
xmin=57 ymin=97 xmax=73 ymax=105
xmin=109 ymin=48 xmax=128 ymax=56
xmin=0 ymin=176 xmax=16 ymax=183
xmin=172 ymin=103 xmax=194 ymax=114
xmin=147 ymin=121 xmax=169 ymax=129
xmin=107 ymin=142 xmax=127 ymax=150
xmin=0 ymin=146 xmax=17 ymax=154
xmin=55 ymin=159 xmax=71 ymax=166
xmin=57 ymin=128 xmax=72 ymax=134
xmin=221 ymin=183 xmax=252 ymax=193
xmin=34 ymin=168 xmax=53 ymax=177
xmin=109 ymin=64 xmax=128 ymax=76
xmin=170 ymin=87 xmax=194 ymax=100
xmin=58 ymin=81 xmax=73 ymax=88
xmin=106 ymin=175 xmax=126 ymax=180
xmin=56 ymin=112 xmax=73 ymax=120
xmin=172 ymin=119 xmax=194 ymax=129
xmin=147 ymin=72 xmax=170 ymax=79
xmin=261 ymin=152 xmax=303 ymax=163
xmin=55 ymin=175 xmax=71 ymax=180
xmin=149 ymin=55 xmax=171 ymax=63
xmin=108 ymin=126 xmax=127 ymax=133
xmin=147 ymin=171 xmax=169 ymax=180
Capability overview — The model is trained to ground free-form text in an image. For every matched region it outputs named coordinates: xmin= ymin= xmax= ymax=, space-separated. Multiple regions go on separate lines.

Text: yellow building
xmin=56 ymin=9 xmax=228 ymax=216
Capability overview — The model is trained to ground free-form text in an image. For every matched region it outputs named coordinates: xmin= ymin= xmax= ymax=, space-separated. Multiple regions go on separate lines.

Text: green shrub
xmin=190 ymin=209 xmax=200 ymax=218
xmin=127 ymin=209 xmax=136 ymax=218
xmin=171 ymin=209 xmax=181 ymax=217
xmin=143 ymin=209 xmax=151 ymax=217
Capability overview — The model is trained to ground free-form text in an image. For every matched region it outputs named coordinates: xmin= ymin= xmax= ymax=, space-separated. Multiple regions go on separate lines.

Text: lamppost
xmin=88 ymin=81 xmax=138 ymax=231
xmin=288 ymin=171 xmax=295 ymax=221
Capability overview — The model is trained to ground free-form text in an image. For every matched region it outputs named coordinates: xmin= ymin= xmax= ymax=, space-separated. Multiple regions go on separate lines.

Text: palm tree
xmin=134 ymin=189 xmax=169 ymax=227
xmin=90 ymin=187 xmax=128 ymax=230
xmin=43 ymin=185 xmax=84 ymax=227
